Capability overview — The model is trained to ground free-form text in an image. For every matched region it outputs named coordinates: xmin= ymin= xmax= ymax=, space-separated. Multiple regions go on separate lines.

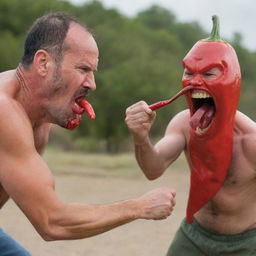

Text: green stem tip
xmin=201 ymin=15 xmax=226 ymax=43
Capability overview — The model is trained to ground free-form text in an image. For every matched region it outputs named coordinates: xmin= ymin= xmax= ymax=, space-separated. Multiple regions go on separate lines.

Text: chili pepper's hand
xmin=135 ymin=187 xmax=176 ymax=220
xmin=125 ymin=101 xmax=156 ymax=145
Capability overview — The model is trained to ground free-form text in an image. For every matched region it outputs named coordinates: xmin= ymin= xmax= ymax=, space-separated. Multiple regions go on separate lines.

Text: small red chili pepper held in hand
xmin=149 ymin=86 xmax=193 ymax=111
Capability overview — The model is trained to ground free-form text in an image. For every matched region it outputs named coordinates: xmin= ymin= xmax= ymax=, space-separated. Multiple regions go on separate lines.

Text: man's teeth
xmin=191 ymin=91 xmax=211 ymax=99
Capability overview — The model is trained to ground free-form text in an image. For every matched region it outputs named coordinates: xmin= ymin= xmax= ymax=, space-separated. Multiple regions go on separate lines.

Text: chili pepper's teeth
xmin=196 ymin=127 xmax=209 ymax=133
xmin=191 ymin=91 xmax=211 ymax=99
xmin=190 ymin=90 xmax=216 ymax=134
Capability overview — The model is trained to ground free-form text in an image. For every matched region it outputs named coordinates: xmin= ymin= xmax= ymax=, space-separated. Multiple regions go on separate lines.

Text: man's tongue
xmin=190 ymin=104 xmax=215 ymax=129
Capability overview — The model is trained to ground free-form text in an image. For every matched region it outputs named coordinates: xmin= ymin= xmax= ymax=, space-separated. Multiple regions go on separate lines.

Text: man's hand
xmin=136 ymin=187 xmax=176 ymax=220
xmin=125 ymin=101 xmax=156 ymax=145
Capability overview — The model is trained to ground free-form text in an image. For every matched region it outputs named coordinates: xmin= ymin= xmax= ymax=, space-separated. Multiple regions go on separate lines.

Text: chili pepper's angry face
xmin=182 ymin=41 xmax=241 ymax=137
xmin=183 ymin=67 xmax=218 ymax=134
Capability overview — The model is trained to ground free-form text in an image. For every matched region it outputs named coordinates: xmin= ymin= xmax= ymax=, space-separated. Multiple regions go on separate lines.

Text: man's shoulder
xmin=0 ymin=94 xmax=15 ymax=115
xmin=166 ymin=109 xmax=190 ymax=133
xmin=0 ymin=94 xmax=33 ymax=144
xmin=0 ymin=94 xmax=24 ymax=120
xmin=235 ymin=111 xmax=256 ymax=134
xmin=170 ymin=109 xmax=190 ymax=124
xmin=0 ymin=114 xmax=34 ymax=160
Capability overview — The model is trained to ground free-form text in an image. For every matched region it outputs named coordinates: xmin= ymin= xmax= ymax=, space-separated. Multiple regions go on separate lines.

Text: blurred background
xmin=0 ymin=0 xmax=255 ymax=255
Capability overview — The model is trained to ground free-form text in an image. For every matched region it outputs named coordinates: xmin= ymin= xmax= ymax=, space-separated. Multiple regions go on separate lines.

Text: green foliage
xmin=0 ymin=31 xmax=23 ymax=70
xmin=1 ymin=0 xmax=256 ymax=152
xmin=174 ymin=22 xmax=207 ymax=50
xmin=136 ymin=5 xmax=176 ymax=30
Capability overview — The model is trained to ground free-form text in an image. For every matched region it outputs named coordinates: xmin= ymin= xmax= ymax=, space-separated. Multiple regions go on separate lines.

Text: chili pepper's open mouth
xmin=189 ymin=90 xmax=216 ymax=134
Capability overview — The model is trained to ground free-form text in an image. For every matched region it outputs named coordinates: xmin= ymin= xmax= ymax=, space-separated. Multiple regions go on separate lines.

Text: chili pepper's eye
xmin=203 ymin=72 xmax=214 ymax=77
xmin=202 ymin=67 xmax=222 ymax=81
xmin=183 ymin=68 xmax=193 ymax=78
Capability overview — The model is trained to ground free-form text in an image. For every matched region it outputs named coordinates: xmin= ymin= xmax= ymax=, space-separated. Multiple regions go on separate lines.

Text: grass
xmin=44 ymin=146 xmax=188 ymax=178
xmin=44 ymin=146 xmax=141 ymax=177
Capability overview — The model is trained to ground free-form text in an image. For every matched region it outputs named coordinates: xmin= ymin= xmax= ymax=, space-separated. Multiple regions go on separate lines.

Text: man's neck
xmin=15 ymin=65 xmax=48 ymax=128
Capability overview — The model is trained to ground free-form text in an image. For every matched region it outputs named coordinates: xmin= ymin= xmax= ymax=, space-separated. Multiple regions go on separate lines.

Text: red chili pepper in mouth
xmin=78 ymin=99 xmax=96 ymax=120
xmin=149 ymin=86 xmax=193 ymax=110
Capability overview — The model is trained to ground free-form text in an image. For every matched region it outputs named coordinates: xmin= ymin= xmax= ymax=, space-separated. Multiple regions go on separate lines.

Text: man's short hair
xmin=21 ymin=12 xmax=87 ymax=67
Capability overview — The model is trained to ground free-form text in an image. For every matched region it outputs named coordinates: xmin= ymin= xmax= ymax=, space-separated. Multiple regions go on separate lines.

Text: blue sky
xmin=70 ymin=0 xmax=256 ymax=52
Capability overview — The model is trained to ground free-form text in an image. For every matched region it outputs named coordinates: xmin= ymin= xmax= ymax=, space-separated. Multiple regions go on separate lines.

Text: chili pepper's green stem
xmin=201 ymin=15 xmax=226 ymax=43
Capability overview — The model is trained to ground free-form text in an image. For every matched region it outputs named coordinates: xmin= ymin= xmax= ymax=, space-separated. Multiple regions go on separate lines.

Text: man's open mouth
xmin=75 ymin=94 xmax=87 ymax=102
xmin=73 ymin=95 xmax=87 ymax=115
xmin=73 ymin=94 xmax=96 ymax=120
xmin=189 ymin=90 xmax=216 ymax=134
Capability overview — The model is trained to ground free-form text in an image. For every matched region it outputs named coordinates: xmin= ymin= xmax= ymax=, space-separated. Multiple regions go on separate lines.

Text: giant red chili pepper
xmin=182 ymin=16 xmax=241 ymax=223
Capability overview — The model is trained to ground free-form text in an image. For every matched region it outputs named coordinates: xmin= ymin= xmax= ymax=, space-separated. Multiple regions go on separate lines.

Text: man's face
xmin=45 ymin=23 xmax=99 ymax=129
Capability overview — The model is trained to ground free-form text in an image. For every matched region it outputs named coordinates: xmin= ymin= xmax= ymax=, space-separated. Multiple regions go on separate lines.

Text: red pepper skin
xmin=78 ymin=99 xmax=96 ymax=120
xmin=182 ymin=16 xmax=241 ymax=223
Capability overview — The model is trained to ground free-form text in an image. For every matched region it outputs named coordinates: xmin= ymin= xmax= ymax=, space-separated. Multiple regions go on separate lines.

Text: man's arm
xmin=0 ymin=184 xmax=9 ymax=208
xmin=0 ymin=101 xmax=176 ymax=241
xmin=125 ymin=101 xmax=187 ymax=180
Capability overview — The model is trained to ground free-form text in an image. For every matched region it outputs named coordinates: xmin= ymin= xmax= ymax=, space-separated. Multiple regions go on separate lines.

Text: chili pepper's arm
xmin=125 ymin=100 xmax=187 ymax=180
xmin=143 ymin=110 xmax=187 ymax=179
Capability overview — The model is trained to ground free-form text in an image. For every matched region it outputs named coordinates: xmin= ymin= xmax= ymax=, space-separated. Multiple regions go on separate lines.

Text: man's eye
xmin=81 ymin=68 xmax=90 ymax=72
xmin=77 ymin=66 xmax=91 ymax=73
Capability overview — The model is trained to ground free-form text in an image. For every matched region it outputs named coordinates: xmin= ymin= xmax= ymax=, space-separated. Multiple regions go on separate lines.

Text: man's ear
xmin=33 ymin=50 xmax=53 ymax=77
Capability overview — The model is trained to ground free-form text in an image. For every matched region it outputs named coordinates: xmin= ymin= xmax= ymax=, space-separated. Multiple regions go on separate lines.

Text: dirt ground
xmin=0 ymin=150 xmax=189 ymax=256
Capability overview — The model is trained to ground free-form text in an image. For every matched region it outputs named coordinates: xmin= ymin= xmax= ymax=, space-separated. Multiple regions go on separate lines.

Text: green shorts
xmin=166 ymin=218 xmax=256 ymax=256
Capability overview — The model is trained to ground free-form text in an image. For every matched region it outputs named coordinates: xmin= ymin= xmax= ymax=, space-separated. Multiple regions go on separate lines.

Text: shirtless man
xmin=0 ymin=13 xmax=176 ymax=255
xmin=125 ymin=16 xmax=256 ymax=255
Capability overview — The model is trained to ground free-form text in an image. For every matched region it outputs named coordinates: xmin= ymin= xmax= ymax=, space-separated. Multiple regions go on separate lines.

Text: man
xmin=126 ymin=16 xmax=256 ymax=255
xmin=0 ymin=13 xmax=176 ymax=255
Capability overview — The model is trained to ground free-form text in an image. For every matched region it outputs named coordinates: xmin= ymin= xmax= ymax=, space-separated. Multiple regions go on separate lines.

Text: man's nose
xmin=84 ymin=72 xmax=96 ymax=91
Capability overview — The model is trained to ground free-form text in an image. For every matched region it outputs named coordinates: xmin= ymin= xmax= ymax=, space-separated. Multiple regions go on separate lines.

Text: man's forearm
xmin=43 ymin=199 xmax=139 ymax=241
xmin=134 ymin=137 xmax=166 ymax=180
xmin=36 ymin=187 xmax=175 ymax=241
